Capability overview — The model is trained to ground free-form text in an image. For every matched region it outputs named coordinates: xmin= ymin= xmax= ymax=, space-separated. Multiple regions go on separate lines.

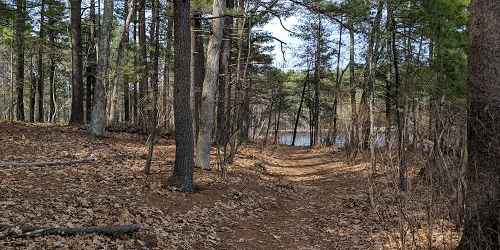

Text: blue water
xmin=278 ymin=132 xmax=346 ymax=147
xmin=278 ymin=131 xmax=386 ymax=147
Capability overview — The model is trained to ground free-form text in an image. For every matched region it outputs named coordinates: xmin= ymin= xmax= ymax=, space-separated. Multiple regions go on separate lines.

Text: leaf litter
xmin=0 ymin=123 xmax=459 ymax=249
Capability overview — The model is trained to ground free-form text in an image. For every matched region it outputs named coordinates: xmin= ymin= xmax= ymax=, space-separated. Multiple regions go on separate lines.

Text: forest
xmin=0 ymin=0 xmax=498 ymax=249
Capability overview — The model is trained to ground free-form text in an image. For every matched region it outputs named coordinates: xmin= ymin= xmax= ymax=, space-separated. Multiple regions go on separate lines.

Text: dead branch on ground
xmin=0 ymin=224 xmax=143 ymax=239
xmin=0 ymin=157 xmax=97 ymax=168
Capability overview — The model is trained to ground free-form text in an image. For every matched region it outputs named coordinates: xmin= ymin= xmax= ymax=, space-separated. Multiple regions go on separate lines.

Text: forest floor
xmin=0 ymin=122 xmax=461 ymax=249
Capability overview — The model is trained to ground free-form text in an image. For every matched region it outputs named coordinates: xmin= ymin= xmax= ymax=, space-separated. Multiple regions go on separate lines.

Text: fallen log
xmin=0 ymin=157 xmax=96 ymax=168
xmin=0 ymin=224 xmax=142 ymax=239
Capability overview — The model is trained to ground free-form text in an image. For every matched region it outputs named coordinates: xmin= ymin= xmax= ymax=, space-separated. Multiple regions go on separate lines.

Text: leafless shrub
xmin=371 ymin=102 xmax=466 ymax=249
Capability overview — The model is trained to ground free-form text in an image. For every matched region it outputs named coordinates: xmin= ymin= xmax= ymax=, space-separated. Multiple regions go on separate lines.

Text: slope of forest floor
xmin=0 ymin=122 xmax=460 ymax=249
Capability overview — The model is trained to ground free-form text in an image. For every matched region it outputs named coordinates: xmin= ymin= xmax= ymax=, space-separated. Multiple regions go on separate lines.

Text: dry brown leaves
xmin=0 ymin=123 xmax=459 ymax=249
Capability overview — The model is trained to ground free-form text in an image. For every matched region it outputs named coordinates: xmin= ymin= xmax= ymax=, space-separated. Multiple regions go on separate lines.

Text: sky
xmin=262 ymin=16 xmax=301 ymax=70
xmin=262 ymin=15 xmax=350 ymax=71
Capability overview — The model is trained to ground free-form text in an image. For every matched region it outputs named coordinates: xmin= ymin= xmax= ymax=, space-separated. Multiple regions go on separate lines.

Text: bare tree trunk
xmin=240 ymin=73 xmax=251 ymax=142
xmin=150 ymin=0 xmax=160 ymax=128
xmin=15 ymin=0 xmax=25 ymax=121
xmin=388 ymin=0 xmax=406 ymax=192
xmin=36 ymin=0 xmax=45 ymax=122
xmin=312 ymin=15 xmax=322 ymax=146
xmin=196 ymin=0 xmax=225 ymax=170
xmin=122 ymin=1 xmax=132 ymax=123
xmin=273 ymin=103 xmax=281 ymax=145
xmin=348 ymin=24 xmax=357 ymax=154
xmin=170 ymin=0 xmax=194 ymax=192
xmin=234 ymin=0 xmax=247 ymax=143
xmin=384 ymin=11 xmax=395 ymax=148
xmin=90 ymin=0 xmax=113 ymax=136
xmin=162 ymin=14 xmax=173 ymax=129
xmin=191 ymin=12 xmax=205 ymax=143
xmin=110 ymin=0 xmax=135 ymax=125
xmin=138 ymin=0 xmax=148 ymax=130
xmin=216 ymin=0 xmax=234 ymax=147
xmin=9 ymin=46 xmax=14 ymax=121
xmin=292 ymin=75 xmax=309 ymax=146
xmin=385 ymin=49 xmax=393 ymax=145
xmin=240 ymin=23 xmax=253 ymax=143
xmin=360 ymin=0 xmax=384 ymax=149
xmin=28 ymin=53 xmax=35 ymax=122
xmin=161 ymin=59 xmax=168 ymax=126
xmin=132 ymin=20 xmax=138 ymax=124
xmin=365 ymin=0 xmax=384 ymax=209
xmin=69 ymin=0 xmax=84 ymax=125
xmin=264 ymin=87 xmax=274 ymax=146
xmin=85 ymin=0 xmax=96 ymax=123
xmin=224 ymin=75 xmax=232 ymax=152
xmin=308 ymin=82 xmax=314 ymax=147
xmin=458 ymin=1 xmax=500 ymax=248
xmin=368 ymin=42 xmax=376 ymax=209
xmin=1 ymin=79 xmax=5 ymax=120
xmin=48 ymin=59 xmax=56 ymax=122
xmin=332 ymin=19 xmax=343 ymax=144
xmin=46 ymin=3 xmax=57 ymax=122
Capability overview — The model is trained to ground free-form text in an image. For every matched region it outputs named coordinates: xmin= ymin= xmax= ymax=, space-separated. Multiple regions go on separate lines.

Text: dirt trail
xmin=226 ymin=146 xmax=381 ymax=249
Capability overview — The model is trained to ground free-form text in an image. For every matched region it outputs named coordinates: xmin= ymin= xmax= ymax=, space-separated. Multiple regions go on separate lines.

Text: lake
xmin=277 ymin=131 xmax=387 ymax=147
xmin=277 ymin=132 xmax=346 ymax=147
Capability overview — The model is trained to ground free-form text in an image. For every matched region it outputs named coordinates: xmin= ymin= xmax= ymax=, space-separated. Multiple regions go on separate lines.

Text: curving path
xmin=221 ymin=146 xmax=383 ymax=249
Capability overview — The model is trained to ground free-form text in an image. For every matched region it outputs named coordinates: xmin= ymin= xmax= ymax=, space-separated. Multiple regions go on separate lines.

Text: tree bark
xmin=132 ymin=20 xmax=138 ymax=124
xmin=150 ymin=0 xmax=160 ymax=128
xmin=9 ymin=47 xmax=14 ymax=121
xmin=264 ymin=87 xmax=274 ymax=146
xmin=273 ymin=102 xmax=281 ymax=145
xmin=171 ymin=0 xmax=194 ymax=192
xmin=195 ymin=0 xmax=225 ymax=170
xmin=360 ymin=0 xmax=384 ymax=149
xmin=28 ymin=53 xmax=35 ymax=122
xmin=46 ymin=3 xmax=56 ymax=122
xmin=191 ymin=12 xmax=205 ymax=143
xmin=85 ymin=0 xmax=97 ymax=123
xmin=234 ymin=0 xmax=247 ymax=143
xmin=69 ymin=0 xmax=84 ymax=125
xmin=311 ymin=15 xmax=322 ymax=146
xmin=122 ymin=0 xmax=131 ymax=123
xmin=384 ymin=12 xmax=394 ymax=148
xmin=48 ymin=59 xmax=56 ymax=122
xmin=458 ymin=0 xmax=500 ymax=248
xmin=69 ymin=0 xmax=84 ymax=124
xmin=162 ymin=14 xmax=173 ymax=129
xmin=216 ymin=0 xmax=234 ymax=147
xmin=15 ymin=0 xmax=25 ymax=121
xmin=36 ymin=0 xmax=45 ymax=122
xmin=388 ymin=0 xmax=406 ymax=192
xmin=110 ymin=0 xmax=135 ymax=125
xmin=348 ymin=23 xmax=357 ymax=153
xmin=137 ymin=0 xmax=148 ymax=129
xmin=90 ymin=0 xmax=113 ymax=136
xmin=292 ymin=75 xmax=309 ymax=146
xmin=332 ymin=19 xmax=343 ymax=144
xmin=1 ymin=79 xmax=5 ymax=120
xmin=240 ymin=25 xmax=253 ymax=143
